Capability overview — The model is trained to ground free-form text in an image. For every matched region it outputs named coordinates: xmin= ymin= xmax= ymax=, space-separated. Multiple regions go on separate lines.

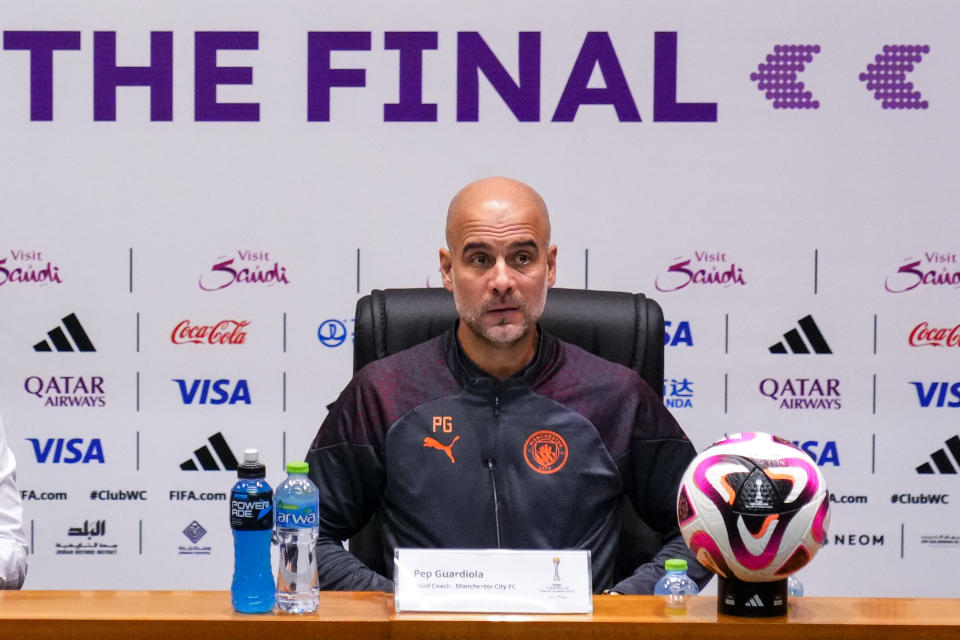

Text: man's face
xmin=440 ymin=185 xmax=557 ymax=349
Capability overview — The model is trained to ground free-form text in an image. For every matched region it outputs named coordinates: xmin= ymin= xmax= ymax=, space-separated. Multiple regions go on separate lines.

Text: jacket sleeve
xmin=611 ymin=390 xmax=712 ymax=595
xmin=306 ymin=379 xmax=393 ymax=592
xmin=0 ymin=416 xmax=28 ymax=590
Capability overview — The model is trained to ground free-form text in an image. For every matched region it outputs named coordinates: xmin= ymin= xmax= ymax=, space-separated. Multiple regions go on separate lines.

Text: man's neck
xmin=458 ymin=324 xmax=538 ymax=380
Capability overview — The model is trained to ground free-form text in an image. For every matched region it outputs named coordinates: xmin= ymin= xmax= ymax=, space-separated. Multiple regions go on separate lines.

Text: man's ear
xmin=439 ymin=248 xmax=454 ymax=292
xmin=546 ymin=244 xmax=558 ymax=288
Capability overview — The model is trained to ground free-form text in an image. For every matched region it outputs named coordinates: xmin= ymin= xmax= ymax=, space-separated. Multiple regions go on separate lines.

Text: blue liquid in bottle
xmin=230 ymin=449 xmax=275 ymax=613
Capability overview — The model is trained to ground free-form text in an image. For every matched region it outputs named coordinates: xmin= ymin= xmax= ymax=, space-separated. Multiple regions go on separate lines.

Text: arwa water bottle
xmin=788 ymin=574 xmax=804 ymax=597
xmin=230 ymin=449 xmax=275 ymax=613
xmin=275 ymin=461 xmax=320 ymax=614
xmin=653 ymin=558 xmax=700 ymax=610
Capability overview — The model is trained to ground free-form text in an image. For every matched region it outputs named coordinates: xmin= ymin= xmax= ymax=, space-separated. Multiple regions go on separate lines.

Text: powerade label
xmin=230 ymin=488 xmax=273 ymax=531
xmin=275 ymin=500 xmax=318 ymax=528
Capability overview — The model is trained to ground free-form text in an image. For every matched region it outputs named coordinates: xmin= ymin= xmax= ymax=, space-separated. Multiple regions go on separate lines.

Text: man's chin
xmin=480 ymin=323 xmax=529 ymax=347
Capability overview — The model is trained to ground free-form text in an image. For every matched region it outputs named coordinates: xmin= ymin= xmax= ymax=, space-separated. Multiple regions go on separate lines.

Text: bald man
xmin=306 ymin=177 xmax=708 ymax=594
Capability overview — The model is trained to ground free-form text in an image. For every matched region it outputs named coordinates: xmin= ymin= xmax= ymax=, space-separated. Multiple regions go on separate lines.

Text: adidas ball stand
xmin=718 ymin=576 xmax=788 ymax=617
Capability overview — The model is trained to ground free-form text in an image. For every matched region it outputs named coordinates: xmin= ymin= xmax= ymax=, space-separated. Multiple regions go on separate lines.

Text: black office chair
xmin=349 ymin=287 xmax=667 ymax=583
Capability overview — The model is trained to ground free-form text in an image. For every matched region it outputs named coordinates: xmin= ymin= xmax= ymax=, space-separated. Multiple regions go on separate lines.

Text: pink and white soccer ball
xmin=677 ymin=432 xmax=830 ymax=582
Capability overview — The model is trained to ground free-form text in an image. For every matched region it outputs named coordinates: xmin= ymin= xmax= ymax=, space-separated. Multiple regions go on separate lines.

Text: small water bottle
xmin=788 ymin=574 xmax=804 ymax=597
xmin=653 ymin=558 xmax=699 ymax=610
xmin=275 ymin=461 xmax=320 ymax=614
xmin=230 ymin=449 xmax=275 ymax=613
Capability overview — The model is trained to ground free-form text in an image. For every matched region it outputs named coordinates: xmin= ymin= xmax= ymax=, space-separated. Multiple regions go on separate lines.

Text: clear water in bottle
xmin=652 ymin=558 xmax=699 ymax=610
xmin=275 ymin=461 xmax=320 ymax=614
xmin=788 ymin=574 xmax=804 ymax=597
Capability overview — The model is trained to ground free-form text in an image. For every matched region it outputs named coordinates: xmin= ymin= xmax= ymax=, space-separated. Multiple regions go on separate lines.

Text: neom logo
xmin=172 ymin=320 xmax=250 ymax=345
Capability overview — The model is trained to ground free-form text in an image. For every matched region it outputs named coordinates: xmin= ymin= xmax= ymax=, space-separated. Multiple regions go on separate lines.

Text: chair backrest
xmin=354 ymin=287 xmax=665 ymax=397
xmin=349 ymin=287 xmax=666 ymax=582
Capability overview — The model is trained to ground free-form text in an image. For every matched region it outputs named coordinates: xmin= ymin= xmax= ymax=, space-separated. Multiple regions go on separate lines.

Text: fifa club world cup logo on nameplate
xmin=524 ymin=430 xmax=568 ymax=474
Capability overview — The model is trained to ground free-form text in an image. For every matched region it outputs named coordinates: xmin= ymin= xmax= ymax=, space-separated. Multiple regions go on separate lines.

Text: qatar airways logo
xmin=0 ymin=250 xmax=62 ymax=287
xmin=199 ymin=251 xmax=289 ymax=291
xmin=172 ymin=320 xmax=250 ymax=345
xmin=909 ymin=322 xmax=960 ymax=348
xmin=885 ymin=252 xmax=960 ymax=293
xmin=759 ymin=378 xmax=841 ymax=410
xmin=654 ymin=251 xmax=746 ymax=293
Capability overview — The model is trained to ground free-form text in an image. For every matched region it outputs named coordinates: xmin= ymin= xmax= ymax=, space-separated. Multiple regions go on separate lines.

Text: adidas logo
xmin=916 ymin=435 xmax=960 ymax=474
xmin=769 ymin=315 xmax=832 ymax=354
xmin=744 ymin=594 xmax=765 ymax=607
xmin=180 ymin=432 xmax=238 ymax=471
xmin=34 ymin=313 xmax=96 ymax=352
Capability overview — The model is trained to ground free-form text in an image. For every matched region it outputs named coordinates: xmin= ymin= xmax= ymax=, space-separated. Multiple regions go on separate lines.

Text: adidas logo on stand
xmin=916 ymin=435 xmax=960 ymax=474
xmin=180 ymin=432 xmax=238 ymax=471
xmin=34 ymin=313 xmax=96 ymax=352
xmin=769 ymin=315 xmax=832 ymax=354
xmin=744 ymin=594 xmax=765 ymax=607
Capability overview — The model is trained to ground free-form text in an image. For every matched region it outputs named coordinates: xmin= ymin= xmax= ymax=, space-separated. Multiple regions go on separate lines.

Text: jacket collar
xmin=442 ymin=321 xmax=556 ymax=389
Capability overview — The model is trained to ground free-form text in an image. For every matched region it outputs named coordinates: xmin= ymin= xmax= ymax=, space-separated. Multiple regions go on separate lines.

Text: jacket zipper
xmin=489 ymin=386 xmax=502 ymax=548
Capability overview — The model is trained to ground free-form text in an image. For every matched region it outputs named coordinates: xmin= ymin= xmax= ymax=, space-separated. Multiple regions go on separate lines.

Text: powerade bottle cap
xmin=664 ymin=558 xmax=688 ymax=572
xmin=286 ymin=461 xmax=309 ymax=474
xmin=237 ymin=448 xmax=266 ymax=479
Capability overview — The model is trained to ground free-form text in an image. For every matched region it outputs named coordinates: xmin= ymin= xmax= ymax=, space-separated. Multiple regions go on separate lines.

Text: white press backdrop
xmin=0 ymin=0 xmax=958 ymax=595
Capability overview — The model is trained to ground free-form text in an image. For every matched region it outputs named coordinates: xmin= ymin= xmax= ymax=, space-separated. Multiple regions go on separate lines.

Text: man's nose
xmin=489 ymin=258 xmax=515 ymax=294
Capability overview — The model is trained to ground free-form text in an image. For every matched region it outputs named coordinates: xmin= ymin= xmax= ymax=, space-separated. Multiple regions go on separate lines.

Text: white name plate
xmin=394 ymin=548 xmax=593 ymax=614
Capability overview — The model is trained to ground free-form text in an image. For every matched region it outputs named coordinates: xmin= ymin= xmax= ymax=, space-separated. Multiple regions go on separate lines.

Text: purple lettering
xmin=3 ymin=31 xmax=81 ymax=121
xmin=93 ymin=31 xmax=173 ymax=121
xmin=456 ymin=32 xmax=540 ymax=122
xmin=307 ymin=32 xmax=371 ymax=122
xmin=384 ymin=32 xmax=438 ymax=122
xmin=653 ymin=32 xmax=717 ymax=122
xmin=194 ymin=31 xmax=260 ymax=122
xmin=553 ymin=32 xmax=640 ymax=122
xmin=885 ymin=260 xmax=923 ymax=293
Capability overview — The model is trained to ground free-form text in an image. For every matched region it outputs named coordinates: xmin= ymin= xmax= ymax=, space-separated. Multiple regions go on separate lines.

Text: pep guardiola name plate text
xmin=393 ymin=548 xmax=593 ymax=613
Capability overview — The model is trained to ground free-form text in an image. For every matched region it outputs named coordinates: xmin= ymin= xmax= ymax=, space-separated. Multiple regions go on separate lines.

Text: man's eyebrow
xmin=508 ymin=240 xmax=539 ymax=252
xmin=461 ymin=241 xmax=492 ymax=253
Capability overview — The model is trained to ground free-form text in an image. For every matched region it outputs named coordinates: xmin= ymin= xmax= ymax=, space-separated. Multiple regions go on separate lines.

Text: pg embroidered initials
xmin=432 ymin=416 xmax=453 ymax=433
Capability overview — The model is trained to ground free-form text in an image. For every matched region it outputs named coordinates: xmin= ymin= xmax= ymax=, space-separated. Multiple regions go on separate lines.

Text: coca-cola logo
xmin=0 ymin=250 xmax=62 ymax=287
xmin=654 ymin=251 xmax=746 ymax=293
xmin=172 ymin=320 xmax=250 ymax=345
xmin=885 ymin=252 xmax=960 ymax=293
xmin=910 ymin=322 xmax=960 ymax=348
xmin=199 ymin=251 xmax=289 ymax=291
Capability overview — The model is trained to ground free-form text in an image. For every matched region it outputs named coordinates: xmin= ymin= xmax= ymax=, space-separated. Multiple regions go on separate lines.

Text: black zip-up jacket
xmin=306 ymin=326 xmax=710 ymax=594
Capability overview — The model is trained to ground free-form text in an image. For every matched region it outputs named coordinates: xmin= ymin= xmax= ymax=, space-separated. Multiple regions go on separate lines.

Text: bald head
xmin=445 ymin=177 xmax=550 ymax=249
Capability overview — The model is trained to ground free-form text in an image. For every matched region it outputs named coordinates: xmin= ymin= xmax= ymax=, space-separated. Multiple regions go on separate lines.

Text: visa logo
xmin=791 ymin=440 xmax=840 ymax=466
xmin=664 ymin=321 xmax=693 ymax=347
xmin=26 ymin=438 xmax=105 ymax=463
xmin=174 ymin=379 xmax=251 ymax=405
xmin=911 ymin=382 xmax=960 ymax=408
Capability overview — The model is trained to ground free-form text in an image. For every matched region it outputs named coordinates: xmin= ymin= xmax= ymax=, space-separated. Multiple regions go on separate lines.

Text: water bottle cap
xmin=286 ymin=461 xmax=309 ymax=474
xmin=664 ymin=558 xmax=687 ymax=572
xmin=237 ymin=449 xmax=266 ymax=478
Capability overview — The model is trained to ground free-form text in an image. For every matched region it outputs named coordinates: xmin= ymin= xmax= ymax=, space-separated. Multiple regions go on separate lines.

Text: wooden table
xmin=1 ymin=591 xmax=958 ymax=640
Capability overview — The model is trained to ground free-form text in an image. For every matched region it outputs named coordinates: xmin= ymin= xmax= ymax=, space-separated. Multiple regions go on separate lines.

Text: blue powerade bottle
xmin=230 ymin=449 xmax=275 ymax=613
